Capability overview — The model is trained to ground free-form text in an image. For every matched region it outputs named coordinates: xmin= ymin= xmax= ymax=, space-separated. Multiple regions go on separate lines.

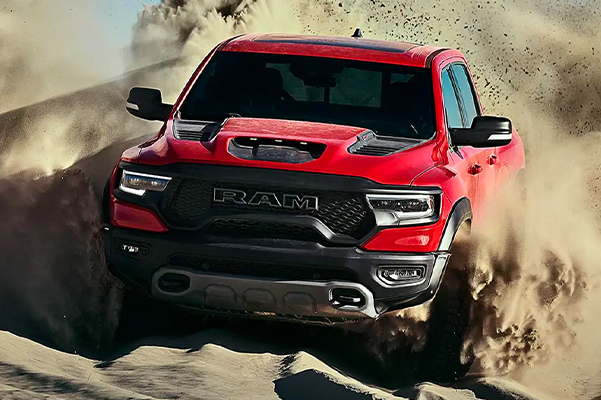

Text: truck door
xmin=450 ymin=63 xmax=497 ymax=213
xmin=440 ymin=66 xmax=483 ymax=223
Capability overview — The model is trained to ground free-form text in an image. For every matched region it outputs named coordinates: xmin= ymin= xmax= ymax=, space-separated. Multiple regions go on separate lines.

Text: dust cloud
xmin=0 ymin=170 xmax=123 ymax=356
xmin=129 ymin=0 xmax=366 ymax=102
xmin=0 ymin=0 xmax=154 ymax=354
xmin=0 ymin=0 xmax=156 ymax=176
xmin=2 ymin=0 xmax=601 ymax=397
xmin=0 ymin=0 xmax=125 ymax=113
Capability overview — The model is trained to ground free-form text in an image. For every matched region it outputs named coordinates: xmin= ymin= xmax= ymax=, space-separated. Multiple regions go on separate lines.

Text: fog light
xmin=378 ymin=266 xmax=425 ymax=284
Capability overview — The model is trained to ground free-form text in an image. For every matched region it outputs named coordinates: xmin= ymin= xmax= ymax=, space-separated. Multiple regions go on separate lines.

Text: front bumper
xmin=105 ymin=226 xmax=450 ymax=324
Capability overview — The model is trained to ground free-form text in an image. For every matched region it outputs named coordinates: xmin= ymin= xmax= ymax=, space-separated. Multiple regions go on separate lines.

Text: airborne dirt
xmin=2 ymin=0 xmax=601 ymax=399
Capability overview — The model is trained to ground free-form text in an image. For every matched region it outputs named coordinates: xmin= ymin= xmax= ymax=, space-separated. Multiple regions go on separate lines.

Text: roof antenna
xmin=351 ymin=28 xmax=363 ymax=38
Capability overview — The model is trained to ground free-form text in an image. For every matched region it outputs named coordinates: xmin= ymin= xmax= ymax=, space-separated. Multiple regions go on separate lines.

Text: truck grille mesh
xmin=159 ymin=178 xmax=375 ymax=239
xmin=208 ymin=219 xmax=326 ymax=243
xmin=169 ymin=255 xmax=358 ymax=282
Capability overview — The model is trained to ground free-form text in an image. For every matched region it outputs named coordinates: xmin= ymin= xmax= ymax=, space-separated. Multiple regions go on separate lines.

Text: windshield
xmin=180 ymin=51 xmax=436 ymax=140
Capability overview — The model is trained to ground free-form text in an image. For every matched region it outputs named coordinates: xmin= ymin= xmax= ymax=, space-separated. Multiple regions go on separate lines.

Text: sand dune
xmin=0 ymin=326 xmax=548 ymax=400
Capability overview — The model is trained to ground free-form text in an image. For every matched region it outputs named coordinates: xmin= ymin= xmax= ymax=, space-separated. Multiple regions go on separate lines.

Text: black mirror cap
xmin=450 ymin=116 xmax=513 ymax=148
xmin=126 ymin=87 xmax=173 ymax=121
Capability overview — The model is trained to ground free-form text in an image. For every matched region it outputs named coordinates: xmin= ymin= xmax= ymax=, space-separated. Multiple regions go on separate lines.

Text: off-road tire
xmin=415 ymin=269 xmax=473 ymax=382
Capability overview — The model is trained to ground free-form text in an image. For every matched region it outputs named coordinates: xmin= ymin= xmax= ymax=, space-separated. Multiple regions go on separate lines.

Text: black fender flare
xmin=385 ymin=198 xmax=473 ymax=311
xmin=437 ymin=197 xmax=472 ymax=252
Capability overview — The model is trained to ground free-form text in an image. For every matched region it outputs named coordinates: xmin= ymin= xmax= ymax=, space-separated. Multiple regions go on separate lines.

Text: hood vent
xmin=351 ymin=143 xmax=401 ymax=156
xmin=173 ymin=119 xmax=221 ymax=142
xmin=228 ymin=137 xmax=326 ymax=164
xmin=348 ymin=130 xmax=421 ymax=157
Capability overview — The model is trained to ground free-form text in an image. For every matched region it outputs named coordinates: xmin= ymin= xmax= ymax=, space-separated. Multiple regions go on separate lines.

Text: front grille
xmin=169 ymin=255 xmax=358 ymax=282
xmin=208 ymin=219 xmax=326 ymax=243
xmin=159 ymin=178 xmax=375 ymax=239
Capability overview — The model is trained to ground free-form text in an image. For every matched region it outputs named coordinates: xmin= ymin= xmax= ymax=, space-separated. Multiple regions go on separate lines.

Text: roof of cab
xmin=219 ymin=33 xmax=452 ymax=68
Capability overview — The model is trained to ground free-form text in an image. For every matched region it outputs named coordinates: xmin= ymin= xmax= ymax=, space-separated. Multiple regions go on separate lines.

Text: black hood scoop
xmin=228 ymin=137 xmax=327 ymax=164
xmin=348 ymin=130 xmax=422 ymax=156
xmin=173 ymin=119 xmax=222 ymax=142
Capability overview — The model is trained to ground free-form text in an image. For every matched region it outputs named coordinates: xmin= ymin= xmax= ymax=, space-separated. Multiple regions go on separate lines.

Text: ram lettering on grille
xmin=213 ymin=188 xmax=319 ymax=211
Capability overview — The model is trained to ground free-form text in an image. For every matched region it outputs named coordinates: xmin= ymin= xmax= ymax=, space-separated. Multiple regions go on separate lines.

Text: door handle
xmin=469 ymin=164 xmax=483 ymax=175
xmin=487 ymin=155 xmax=499 ymax=165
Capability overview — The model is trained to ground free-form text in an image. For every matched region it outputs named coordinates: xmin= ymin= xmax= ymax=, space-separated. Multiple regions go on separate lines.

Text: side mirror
xmin=450 ymin=116 xmax=512 ymax=148
xmin=126 ymin=87 xmax=173 ymax=121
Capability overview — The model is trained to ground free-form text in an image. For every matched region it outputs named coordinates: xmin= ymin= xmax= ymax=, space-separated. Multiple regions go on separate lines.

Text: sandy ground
xmin=0 ymin=327 xmax=549 ymax=400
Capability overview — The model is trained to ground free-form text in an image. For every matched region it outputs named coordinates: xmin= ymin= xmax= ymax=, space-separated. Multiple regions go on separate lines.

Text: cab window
xmin=451 ymin=64 xmax=481 ymax=128
xmin=441 ymin=69 xmax=463 ymax=129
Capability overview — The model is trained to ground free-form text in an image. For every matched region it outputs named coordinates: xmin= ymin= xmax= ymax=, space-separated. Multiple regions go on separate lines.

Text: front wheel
xmin=415 ymin=268 xmax=474 ymax=382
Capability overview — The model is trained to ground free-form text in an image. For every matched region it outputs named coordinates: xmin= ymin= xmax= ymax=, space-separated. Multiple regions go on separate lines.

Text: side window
xmin=451 ymin=64 xmax=481 ymax=128
xmin=441 ymin=69 xmax=463 ymax=129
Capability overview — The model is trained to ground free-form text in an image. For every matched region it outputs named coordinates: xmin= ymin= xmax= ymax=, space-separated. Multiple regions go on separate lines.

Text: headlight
xmin=119 ymin=170 xmax=172 ymax=196
xmin=366 ymin=194 xmax=438 ymax=226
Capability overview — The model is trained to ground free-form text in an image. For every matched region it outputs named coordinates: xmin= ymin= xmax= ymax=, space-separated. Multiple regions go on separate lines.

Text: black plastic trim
xmin=113 ymin=190 xmax=370 ymax=245
xmin=105 ymin=226 xmax=445 ymax=303
xmin=228 ymin=137 xmax=327 ymax=163
xmin=347 ymin=130 xmax=424 ymax=156
xmin=437 ymin=197 xmax=472 ymax=251
xmin=194 ymin=213 xmax=363 ymax=245
xmin=425 ymin=48 xmax=450 ymax=68
xmin=173 ymin=119 xmax=222 ymax=142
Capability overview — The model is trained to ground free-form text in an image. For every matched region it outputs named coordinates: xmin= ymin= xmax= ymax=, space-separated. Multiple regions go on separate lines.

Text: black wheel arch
xmin=437 ymin=197 xmax=472 ymax=252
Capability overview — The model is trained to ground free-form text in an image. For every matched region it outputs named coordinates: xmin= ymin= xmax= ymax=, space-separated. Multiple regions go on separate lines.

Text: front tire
xmin=415 ymin=268 xmax=473 ymax=382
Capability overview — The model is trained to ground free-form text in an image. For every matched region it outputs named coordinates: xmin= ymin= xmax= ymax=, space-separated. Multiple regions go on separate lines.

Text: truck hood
xmin=134 ymin=117 xmax=442 ymax=186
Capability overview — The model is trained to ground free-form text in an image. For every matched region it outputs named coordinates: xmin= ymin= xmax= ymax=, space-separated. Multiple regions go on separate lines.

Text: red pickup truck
xmin=103 ymin=31 xmax=525 ymax=381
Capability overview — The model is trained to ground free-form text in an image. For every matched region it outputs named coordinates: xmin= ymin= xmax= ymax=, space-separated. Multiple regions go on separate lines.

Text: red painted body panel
xmin=113 ymin=33 xmax=525 ymax=248
xmin=111 ymin=199 xmax=168 ymax=233
xmin=221 ymin=34 xmax=431 ymax=67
